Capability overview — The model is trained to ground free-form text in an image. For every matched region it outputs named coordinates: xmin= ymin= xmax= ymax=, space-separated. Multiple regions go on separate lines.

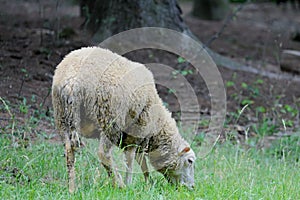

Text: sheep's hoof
xmin=112 ymin=180 xmax=125 ymax=189
xmin=118 ymin=183 xmax=126 ymax=189
xmin=116 ymin=181 xmax=126 ymax=189
xmin=69 ymin=186 xmax=75 ymax=193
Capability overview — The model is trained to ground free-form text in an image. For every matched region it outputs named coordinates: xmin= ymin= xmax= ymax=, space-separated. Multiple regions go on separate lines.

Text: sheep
xmin=52 ymin=46 xmax=196 ymax=193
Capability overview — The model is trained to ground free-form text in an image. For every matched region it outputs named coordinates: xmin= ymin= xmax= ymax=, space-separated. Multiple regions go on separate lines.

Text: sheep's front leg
xmin=135 ymin=152 xmax=150 ymax=182
xmin=65 ymin=132 xmax=76 ymax=193
xmin=124 ymin=147 xmax=137 ymax=185
xmin=98 ymin=135 xmax=124 ymax=188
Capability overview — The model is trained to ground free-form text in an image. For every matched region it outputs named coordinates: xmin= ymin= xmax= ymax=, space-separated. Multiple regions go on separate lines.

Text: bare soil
xmin=1 ymin=1 xmax=300 ymax=144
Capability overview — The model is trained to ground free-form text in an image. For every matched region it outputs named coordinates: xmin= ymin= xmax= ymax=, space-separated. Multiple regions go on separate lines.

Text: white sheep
xmin=52 ymin=47 xmax=196 ymax=193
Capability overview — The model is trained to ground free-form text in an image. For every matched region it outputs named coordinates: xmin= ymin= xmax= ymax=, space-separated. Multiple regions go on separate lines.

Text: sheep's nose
xmin=182 ymin=183 xmax=194 ymax=190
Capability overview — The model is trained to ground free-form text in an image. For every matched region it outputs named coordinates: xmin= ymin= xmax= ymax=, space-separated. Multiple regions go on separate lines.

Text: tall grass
xmin=0 ymin=135 xmax=299 ymax=199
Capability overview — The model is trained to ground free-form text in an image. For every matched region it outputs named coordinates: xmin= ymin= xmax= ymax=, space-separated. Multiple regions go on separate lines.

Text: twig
xmin=37 ymin=0 xmax=44 ymax=46
xmin=205 ymin=3 xmax=247 ymax=47
xmin=18 ymin=78 xmax=25 ymax=97
xmin=41 ymin=87 xmax=51 ymax=108
xmin=234 ymin=104 xmax=249 ymax=125
xmin=0 ymin=97 xmax=16 ymax=144
xmin=198 ymin=134 xmax=221 ymax=160
xmin=55 ymin=0 xmax=61 ymax=41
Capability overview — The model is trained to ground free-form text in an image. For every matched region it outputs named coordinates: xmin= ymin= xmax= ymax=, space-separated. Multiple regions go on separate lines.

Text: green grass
xmin=0 ymin=135 xmax=299 ymax=200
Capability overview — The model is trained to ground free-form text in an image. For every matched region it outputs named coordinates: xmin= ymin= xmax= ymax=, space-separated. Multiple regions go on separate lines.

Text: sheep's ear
xmin=179 ymin=147 xmax=190 ymax=156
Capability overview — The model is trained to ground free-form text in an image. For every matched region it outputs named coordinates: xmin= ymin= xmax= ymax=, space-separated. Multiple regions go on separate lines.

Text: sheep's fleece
xmin=52 ymin=47 xmax=196 ymax=192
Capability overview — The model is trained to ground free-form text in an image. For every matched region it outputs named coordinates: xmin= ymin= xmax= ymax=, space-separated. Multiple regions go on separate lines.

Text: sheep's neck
xmin=147 ymin=129 xmax=183 ymax=171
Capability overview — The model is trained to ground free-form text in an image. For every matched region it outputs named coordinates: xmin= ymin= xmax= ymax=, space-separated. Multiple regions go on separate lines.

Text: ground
xmin=0 ymin=0 xmax=300 ymax=145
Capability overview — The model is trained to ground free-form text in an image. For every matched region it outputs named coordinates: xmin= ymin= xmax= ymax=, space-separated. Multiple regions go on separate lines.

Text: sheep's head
xmin=161 ymin=147 xmax=196 ymax=189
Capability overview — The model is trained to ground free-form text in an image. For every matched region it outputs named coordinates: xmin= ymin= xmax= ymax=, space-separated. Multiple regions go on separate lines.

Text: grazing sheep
xmin=52 ymin=47 xmax=196 ymax=193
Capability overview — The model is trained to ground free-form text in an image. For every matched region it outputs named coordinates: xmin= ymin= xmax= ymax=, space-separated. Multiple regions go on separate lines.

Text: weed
xmin=226 ymin=75 xmax=299 ymax=141
xmin=0 ymin=96 xmax=54 ymax=144
xmin=36 ymin=47 xmax=52 ymax=59
xmin=177 ymin=56 xmax=186 ymax=64
xmin=19 ymin=98 xmax=29 ymax=115
xmin=255 ymin=106 xmax=266 ymax=114
xmin=266 ymin=134 xmax=300 ymax=162
xmin=167 ymin=88 xmax=176 ymax=94
xmin=172 ymin=69 xmax=193 ymax=78
xmin=20 ymin=68 xmax=29 ymax=78
xmin=225 ymin=80 xmax=235 ymax=87
xmin=58 ymin=27 xmax=76 ymax=39
xmin=171 ymin=56 xmax=194 ymax=78
xmin=252 ymin=118 xmax=278 ymax=136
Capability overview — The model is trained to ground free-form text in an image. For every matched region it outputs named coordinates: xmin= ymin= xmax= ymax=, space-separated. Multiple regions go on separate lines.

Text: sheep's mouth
xmin=164 ymin=173 xmax=195 ymax=190
xmin=180 ymin=182 xmax=195 ymax=190
xmin=162 ymin=172 xmax=179 ymax=185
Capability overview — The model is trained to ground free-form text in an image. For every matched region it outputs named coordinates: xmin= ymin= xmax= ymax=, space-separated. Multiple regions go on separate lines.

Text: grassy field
xmin=0 ymin=134 xmax=299 ymax=200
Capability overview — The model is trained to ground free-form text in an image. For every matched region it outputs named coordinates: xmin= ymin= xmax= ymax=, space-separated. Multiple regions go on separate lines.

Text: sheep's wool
xmin=52 ymin=46 xmax=191 ymax=171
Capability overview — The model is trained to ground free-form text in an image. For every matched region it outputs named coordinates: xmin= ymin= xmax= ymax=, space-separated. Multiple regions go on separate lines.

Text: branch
xmin=205 ymin=3 xmax=245 ymax=47
xmin=196 ymin=1 xmax=300 ymax=82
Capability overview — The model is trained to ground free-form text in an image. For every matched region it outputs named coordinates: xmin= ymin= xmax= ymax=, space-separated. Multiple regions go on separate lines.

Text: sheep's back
xmin=52 ymin=47 xmax=160 ymax=139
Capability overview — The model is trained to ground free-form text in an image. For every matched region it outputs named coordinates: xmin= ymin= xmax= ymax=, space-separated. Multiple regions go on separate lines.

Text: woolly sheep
xmin=52 ymin=47 xmax=196 ymax=193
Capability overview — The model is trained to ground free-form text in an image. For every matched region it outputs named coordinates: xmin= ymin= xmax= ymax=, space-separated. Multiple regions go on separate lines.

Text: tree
xmin=80 ymin=0 xmax=192 ymax=42
xmin=79 ymin=0 xmax=270 ymax=80
xmin=192 ymin=0 xmax=230 ymax=20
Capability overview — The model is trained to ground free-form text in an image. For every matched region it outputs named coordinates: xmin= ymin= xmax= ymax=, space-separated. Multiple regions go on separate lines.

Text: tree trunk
xmin=192 ymin=0 xmax=230 ymax=20
xmin=80 ymin=0 xmax=192 ymax=42
xmin=78 ymin=0 xmax=296 ymax=82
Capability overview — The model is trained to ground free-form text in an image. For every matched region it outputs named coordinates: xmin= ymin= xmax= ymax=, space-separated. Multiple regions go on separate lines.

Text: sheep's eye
xmin=187 ymin=158 xmax=194 ymax=164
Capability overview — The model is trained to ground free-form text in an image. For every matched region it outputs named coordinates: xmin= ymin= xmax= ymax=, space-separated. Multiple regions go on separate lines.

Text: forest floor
xmin=0 ymin=0 xmax=300 ymax=147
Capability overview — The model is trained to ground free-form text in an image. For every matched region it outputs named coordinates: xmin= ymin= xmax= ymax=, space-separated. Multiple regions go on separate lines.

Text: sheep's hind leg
xmin=135 ymin=152 xmax=150 ymax=182
xmin=124 ymin=147 xmax=137 ymax=185
xmin=98 ymin=135 xmax=125 ymax=188
xmin=65 ymin=132 xmax=76 ymax=193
